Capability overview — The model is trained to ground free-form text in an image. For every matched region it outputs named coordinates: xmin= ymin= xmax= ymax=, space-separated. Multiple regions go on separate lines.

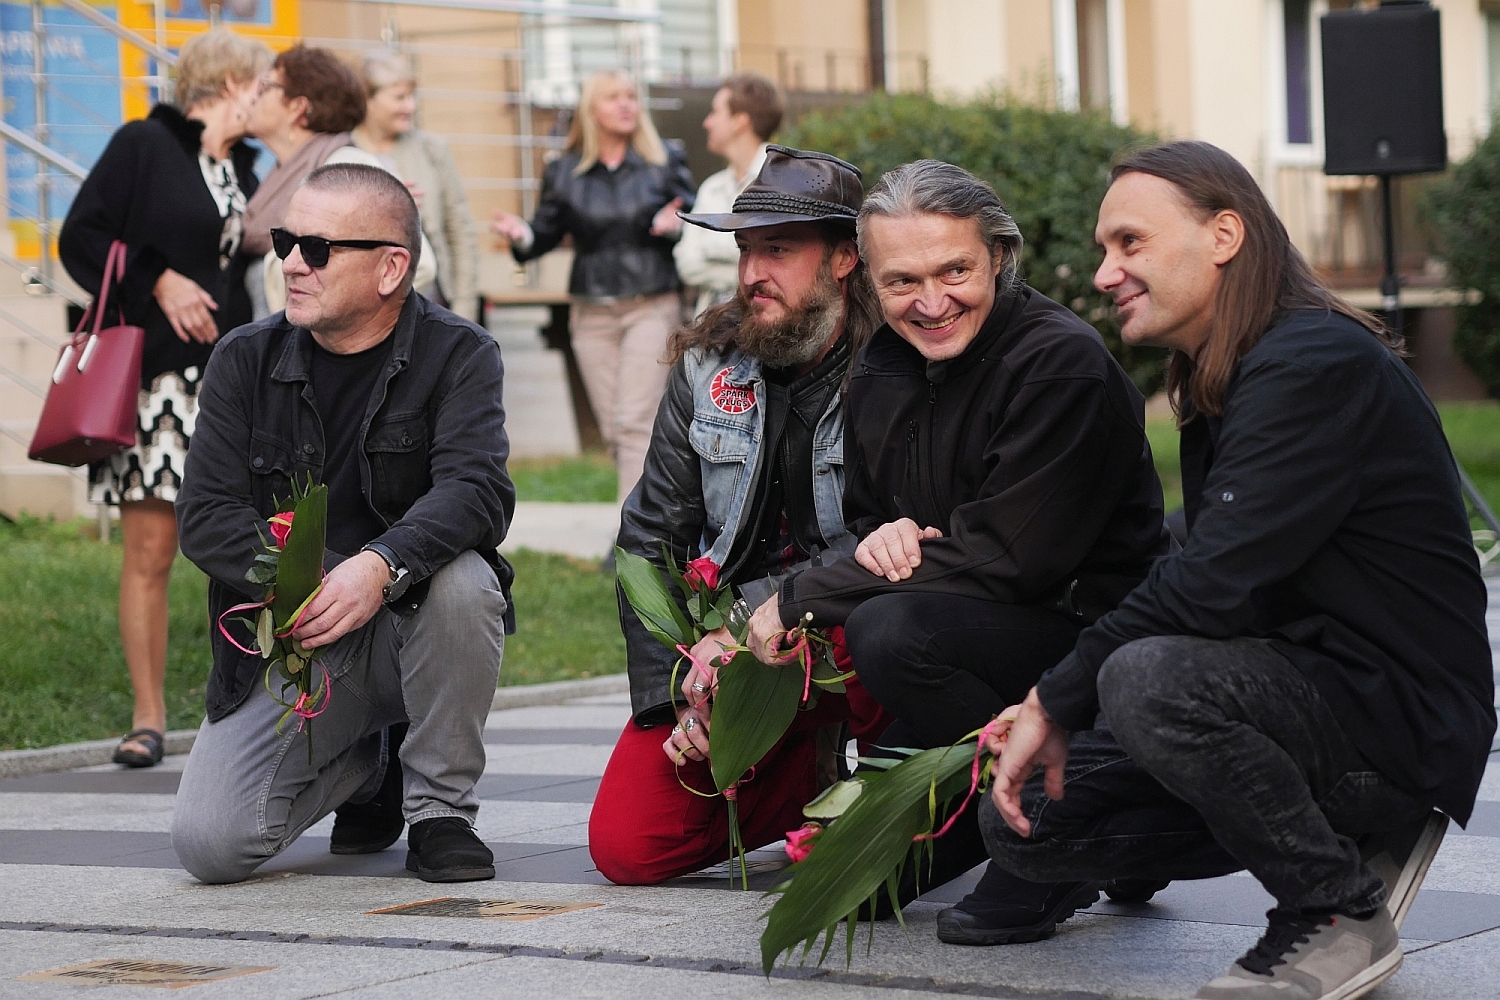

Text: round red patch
xmin=709 ymin=367 xmax=756 ymax=414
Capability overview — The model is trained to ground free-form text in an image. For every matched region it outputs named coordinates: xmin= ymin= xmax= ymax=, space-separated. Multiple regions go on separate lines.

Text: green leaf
xmin=709 ymin=649 xmax=804 ymax=793
xmin=256 ymin=607 xmax=274 ymax=659
xmin=270 ymin=485 xmax=327 ymax=633
xmin=759 ymin=742 xmax=978 ymax=975
xmin=803 ymin=778 xmax=864 ymax=820
xmin=613 ymin=546 xmax=692 ymax=650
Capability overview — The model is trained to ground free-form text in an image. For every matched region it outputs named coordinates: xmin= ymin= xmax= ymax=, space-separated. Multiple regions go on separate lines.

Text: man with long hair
xmin=984 ymin=141 xmax=1495 ymax=1000
xmin=589 ymin=146 xmax=889 ymax=885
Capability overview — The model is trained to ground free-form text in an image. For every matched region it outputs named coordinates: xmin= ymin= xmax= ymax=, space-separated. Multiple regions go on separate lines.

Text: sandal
xmin=112 ymin=728 xmax=164 ymax=768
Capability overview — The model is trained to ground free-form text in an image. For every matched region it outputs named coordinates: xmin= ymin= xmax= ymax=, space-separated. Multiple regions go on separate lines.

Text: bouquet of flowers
xmin=758 ymin=719 xmax=1009 ymax=974
xmin=614 ymin=544 xmax=853 ymax=887
xmin=217 ymin=476 xmax=332 ymax=760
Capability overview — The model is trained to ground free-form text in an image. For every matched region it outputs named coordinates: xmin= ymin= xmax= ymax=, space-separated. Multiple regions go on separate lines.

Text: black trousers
xmin=980 ymin=636 xmax=1427 ymax=915
xmin=846 ymin=593 xmax=1083 ymax=894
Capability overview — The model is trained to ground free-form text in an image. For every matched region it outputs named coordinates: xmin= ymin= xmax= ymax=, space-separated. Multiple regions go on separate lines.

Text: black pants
xmin=847 ymin=593 xmax=1082 ymax=894
xmin=980 ymin=635 xmax=1428 ymax=915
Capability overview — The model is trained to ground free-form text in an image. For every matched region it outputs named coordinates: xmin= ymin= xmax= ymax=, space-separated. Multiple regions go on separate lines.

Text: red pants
xmin=589 ymin=633 xmax=888 ymax=886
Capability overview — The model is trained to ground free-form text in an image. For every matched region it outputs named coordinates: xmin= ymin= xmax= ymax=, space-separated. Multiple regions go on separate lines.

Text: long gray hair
xmin=857 ymin=160 xmax=1024 ymax=292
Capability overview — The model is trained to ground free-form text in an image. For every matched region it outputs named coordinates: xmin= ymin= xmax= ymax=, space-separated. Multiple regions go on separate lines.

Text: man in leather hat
xmin=589 ymin=145 xmax=890 ymax=885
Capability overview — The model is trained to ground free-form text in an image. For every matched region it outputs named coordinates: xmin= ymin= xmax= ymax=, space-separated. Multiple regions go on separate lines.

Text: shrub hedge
xmin=784 ymin=91 xmax=1167 ymax=394
xmin=1429 ymin=122 xmax=1500 ymax=399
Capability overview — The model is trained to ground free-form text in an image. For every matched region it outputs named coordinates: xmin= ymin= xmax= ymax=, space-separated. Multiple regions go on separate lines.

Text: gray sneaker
xmin=1359 ymin=809 xmax=1447 ymax=930
xmin=1195 ymin=907 xmax=1401 ymax=1000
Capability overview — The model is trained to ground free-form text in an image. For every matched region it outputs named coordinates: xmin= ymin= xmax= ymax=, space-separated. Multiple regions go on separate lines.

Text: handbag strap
xmin=73 ymin=240 xmax=128 ymax=342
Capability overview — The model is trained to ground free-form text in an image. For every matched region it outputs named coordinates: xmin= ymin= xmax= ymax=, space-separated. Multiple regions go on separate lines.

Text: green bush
xmin=784 ymin=91 xmax=1168 ymax=394
xmin=1429 ymin=123 xmax=1500 ymax=399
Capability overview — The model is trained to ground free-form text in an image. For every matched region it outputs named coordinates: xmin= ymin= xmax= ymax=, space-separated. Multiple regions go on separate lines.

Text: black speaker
xmin=1321 ymin=3 xmax=1445 ymax=176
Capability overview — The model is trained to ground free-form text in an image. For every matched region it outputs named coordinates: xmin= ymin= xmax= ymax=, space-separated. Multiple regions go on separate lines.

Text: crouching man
xmin=589 ymin=146 xmax=889 ymax=884
xmin=173 ymin=164 xmax=515 ymax=885
xmin=986 ymin=141 xmax=1496 ymax=1000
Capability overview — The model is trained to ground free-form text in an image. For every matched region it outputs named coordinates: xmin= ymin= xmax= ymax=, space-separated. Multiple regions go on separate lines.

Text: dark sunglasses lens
xmin=270 ymin=230 xmax=331 ymax=267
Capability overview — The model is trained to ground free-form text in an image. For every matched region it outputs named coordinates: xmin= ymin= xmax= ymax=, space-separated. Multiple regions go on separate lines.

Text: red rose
xmin=683 ymin=557 xmax=721 ymax=593
xmin=784 ymin=822 xmax=823 ymax=863
xmin=268 ymin=512 xmax=295 ymax=548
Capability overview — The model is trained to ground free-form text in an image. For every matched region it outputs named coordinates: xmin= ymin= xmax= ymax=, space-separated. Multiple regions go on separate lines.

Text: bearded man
xmin=589 ymin=146 xmax=889 ymax=885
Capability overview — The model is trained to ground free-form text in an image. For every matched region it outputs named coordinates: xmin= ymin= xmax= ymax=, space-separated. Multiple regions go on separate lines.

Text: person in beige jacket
xmin=353 ymin=52 xmax=479 ymax=322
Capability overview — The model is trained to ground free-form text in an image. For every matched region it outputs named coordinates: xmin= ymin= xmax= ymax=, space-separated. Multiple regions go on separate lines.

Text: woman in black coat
xmin=491 ymin=69 xmax=695 ymax=500
xmin=58 ymin=28 xmax=270 ymax=768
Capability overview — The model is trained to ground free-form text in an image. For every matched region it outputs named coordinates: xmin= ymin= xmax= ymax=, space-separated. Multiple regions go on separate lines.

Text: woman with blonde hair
xmin=59 ymin=27 xmax=272 ymax=767
xmin=352 ymin=51 xmax=479 ymax=320
xmin=493 ymin=69 xmax=695 ymax=499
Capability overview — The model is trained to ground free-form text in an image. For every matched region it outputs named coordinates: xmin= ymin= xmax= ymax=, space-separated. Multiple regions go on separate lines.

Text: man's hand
xmin=856 ymin=518 xmax=943 ymax=582
xmin=292 ymin=550 xmax=389 ymax=649
xmin=663 ymin=703 xmax=711 ymax=763
xmin=746 ymin=593 xmax=801 ymax=666
xmin=987 ymin=688 xmax=1070 ymax=838
xmin=649 ymin=197 xmax=685 ymax=237
xmin=153 ymin=269 xmax=219 ymax=345
xmin=680 ymin=626 xmax=733 ymax=718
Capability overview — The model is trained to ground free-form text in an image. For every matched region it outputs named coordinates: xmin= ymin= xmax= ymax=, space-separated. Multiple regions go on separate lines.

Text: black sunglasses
xmin=270 ymin=228 xmax=406 ymax=268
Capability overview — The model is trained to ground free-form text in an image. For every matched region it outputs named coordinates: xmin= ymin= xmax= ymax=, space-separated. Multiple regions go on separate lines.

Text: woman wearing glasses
xmin=240 ymin=45 xmax=435 ymax=316
xmin=492 ymin=69 xmax=695 ymax=499
xmin=58 ymin=28 xmax=272 ymax=768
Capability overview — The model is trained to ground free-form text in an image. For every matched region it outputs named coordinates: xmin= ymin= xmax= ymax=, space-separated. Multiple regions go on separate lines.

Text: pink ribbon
xmin=912 ymin=715 xmax=1009 ymax=844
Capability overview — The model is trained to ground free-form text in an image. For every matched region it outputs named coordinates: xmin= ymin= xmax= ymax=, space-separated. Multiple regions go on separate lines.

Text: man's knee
xmin=171 ymin=805 xmax=265 ymax=885
xmin=1095 ymin=635 xmax=1214 ymax=740
xmin=844 ymin=594 xmax=927 ymax=683
xmin=423 ymin=550 xmax=506 ymax=622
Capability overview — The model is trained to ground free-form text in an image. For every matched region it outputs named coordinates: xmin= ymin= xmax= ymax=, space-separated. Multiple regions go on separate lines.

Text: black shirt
xmin=725 ymin=335 xmax=850 ymax=585
xmin=1035 ymin=309 xmax=1495 ymax=825
xmin=310 ymin=336 xmax=393 ymax=556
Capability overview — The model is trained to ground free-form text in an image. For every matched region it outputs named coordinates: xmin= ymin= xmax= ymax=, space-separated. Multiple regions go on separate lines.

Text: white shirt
xmin=673 ymin=144 xmax=768 ymax=317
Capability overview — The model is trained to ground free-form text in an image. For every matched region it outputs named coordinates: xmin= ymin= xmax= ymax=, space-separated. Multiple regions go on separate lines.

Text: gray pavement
xmin=1 ymin=576 xmax=1496 ymax=998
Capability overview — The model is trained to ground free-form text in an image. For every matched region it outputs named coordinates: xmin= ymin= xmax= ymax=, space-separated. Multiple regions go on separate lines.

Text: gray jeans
xmin=172 ymin=550 xmax=506 ymax=884
xmin=981 ymin=636 xmax=1426 ymax=915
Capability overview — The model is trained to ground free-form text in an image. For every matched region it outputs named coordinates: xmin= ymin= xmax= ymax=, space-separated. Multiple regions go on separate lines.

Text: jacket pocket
xmin=365 ymin=414 xmax=431 ymax=520
xmin=248 ymin=434 xmax=302 ymax=512
xmin=688 ymin=417 xmax=752 ymax=464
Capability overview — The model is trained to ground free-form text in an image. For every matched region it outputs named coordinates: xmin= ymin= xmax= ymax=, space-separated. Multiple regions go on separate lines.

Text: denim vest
xmin=682 ymin=345 xmax=849 ymax=567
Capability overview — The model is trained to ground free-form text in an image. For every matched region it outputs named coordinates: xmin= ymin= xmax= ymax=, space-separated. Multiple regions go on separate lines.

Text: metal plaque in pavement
xmin=18 ymin=958 xmax=273 ymax=988
xmin=368 ymin=896 xmax=602 ymax=921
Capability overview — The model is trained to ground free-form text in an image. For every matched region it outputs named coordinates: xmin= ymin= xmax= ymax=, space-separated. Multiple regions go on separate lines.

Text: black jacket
xmin=178 ymin=293 xmax=516 ymax=721
xmin=512 ymin=147 xmax=695 ymax=299
xmin=779 ymin=283 xmax=1167 ymax=626
xmin=1036 ymin=310 xmax=1495 ymax=824
xmin=59 ymin=104 xmax=259 ymax=385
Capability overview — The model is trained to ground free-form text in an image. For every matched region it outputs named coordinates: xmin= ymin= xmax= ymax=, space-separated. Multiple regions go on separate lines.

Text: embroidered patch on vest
xmin=709 ymin=367 xmax=756 ymax=414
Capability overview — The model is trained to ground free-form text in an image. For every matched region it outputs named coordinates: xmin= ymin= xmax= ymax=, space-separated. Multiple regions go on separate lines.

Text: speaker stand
xmin=1378 ymin=173 xmax=1402 ymax=340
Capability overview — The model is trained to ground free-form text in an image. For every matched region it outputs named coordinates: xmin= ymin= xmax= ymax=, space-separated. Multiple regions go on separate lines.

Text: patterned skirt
xmin=88 ymin=366 xmax=201 ymax=506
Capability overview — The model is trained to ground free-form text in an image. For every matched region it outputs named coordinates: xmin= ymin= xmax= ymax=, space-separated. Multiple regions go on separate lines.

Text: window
xmin=1284 ymin=0 xmax=1313 ymax=145
xmin=1488 ymin=12 xmax=1500 ymax=120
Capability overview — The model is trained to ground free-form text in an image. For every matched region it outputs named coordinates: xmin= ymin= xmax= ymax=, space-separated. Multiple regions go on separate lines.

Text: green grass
xmin=1146 ymin=400 xmax=1500 ymax=517
xmin=0 ymin=519 xmax=623 ymax=751
xmin=508 ymin=452 xmax=617 ymax=502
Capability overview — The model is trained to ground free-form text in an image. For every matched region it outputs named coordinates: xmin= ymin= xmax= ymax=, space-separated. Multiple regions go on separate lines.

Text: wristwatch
xmin=362 ymin=541 xmax=411 ymax=604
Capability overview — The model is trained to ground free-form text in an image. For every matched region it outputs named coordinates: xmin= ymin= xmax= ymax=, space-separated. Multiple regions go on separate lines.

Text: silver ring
xmin=671 ymin=725 xmax=682 ymax=735
xmin=691 ymin=682 xmax=710 ymax=693
xmin=682 ymin=717 xmax=697 ymax=732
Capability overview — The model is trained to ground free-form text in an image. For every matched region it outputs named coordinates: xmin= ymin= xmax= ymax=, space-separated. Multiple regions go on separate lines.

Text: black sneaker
xmin=330 ymin=723 xmax=407 ymax=855
xmin=1105 ymin=878 xmax=1171 ymax=904
xmin=405 ymin=817 xmax=495 ymax=883
xmin=936 ymin=862 xmax=1101 ymax=945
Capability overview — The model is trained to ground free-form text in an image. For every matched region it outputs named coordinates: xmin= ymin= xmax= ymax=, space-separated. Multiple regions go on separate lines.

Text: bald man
xmin=174 ymin=164 xmax=515 ymax=885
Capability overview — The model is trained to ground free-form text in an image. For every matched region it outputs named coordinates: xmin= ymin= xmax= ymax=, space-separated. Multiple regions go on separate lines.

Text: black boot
xmin=936 ymin=862 xmax=1101 ymax=945
xmin=405 ymin=817 xmax=495 ymax=882
xmin=330 ymin=723 xmax=407 ymax=855
xmin=1105 ymin=878 xmax=1171 ymax=904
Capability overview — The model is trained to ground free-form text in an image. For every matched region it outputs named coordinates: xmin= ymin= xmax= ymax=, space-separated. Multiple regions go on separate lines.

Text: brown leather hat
xmin=680 ymin=144 xmax=863 ymax=233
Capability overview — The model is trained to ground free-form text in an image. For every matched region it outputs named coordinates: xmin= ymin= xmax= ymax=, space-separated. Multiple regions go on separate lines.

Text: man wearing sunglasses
xmin=174 ymin=163 xmax=515 ymax=885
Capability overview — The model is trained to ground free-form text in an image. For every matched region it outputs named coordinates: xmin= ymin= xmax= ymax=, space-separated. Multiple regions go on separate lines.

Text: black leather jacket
xmin=178 ymin=293 xmax=516 ymax=722
xmin=513 ymin=146 xmax=696 ymax=299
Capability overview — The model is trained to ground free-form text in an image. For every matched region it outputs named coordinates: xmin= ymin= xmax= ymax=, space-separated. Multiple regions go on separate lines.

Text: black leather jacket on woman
xmin=512 ymin=146 xmax=695 ymax=299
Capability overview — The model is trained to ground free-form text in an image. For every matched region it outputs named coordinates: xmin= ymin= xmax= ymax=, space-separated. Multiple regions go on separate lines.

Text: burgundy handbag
xmin=28 ymin=240 xmax=145 ymax=467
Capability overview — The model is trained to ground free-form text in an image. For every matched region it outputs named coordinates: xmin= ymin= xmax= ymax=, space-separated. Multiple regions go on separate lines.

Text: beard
xmin=734 ymin=260 xmax=844 ymax=369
